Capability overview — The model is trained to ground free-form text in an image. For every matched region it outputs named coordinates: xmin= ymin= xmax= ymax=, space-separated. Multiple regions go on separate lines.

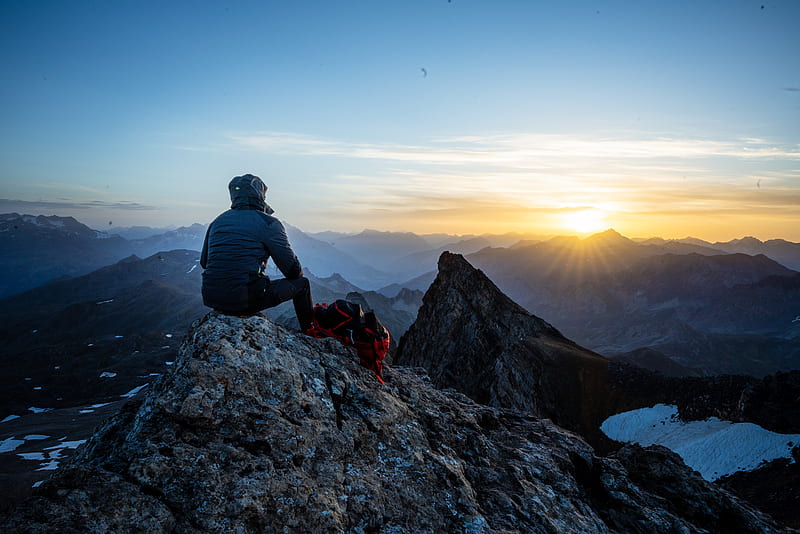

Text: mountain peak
xmin=585 ymin=228 xmax=632 ymax=244
xmin=4 ymin=312 xmax=781 ymax=532
xmin=397 ymin=252 xmax=611 ymax=436
xmin=726 ymin=236 xmax=764 ymax=246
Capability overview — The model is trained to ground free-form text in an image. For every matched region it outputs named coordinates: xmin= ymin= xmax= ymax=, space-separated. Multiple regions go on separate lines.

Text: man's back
xmin=200 ymin=174 xmax=303 ymax=315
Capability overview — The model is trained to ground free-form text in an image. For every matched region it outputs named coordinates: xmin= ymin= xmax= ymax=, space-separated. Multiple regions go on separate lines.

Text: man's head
xmin=228 ymin=174 xmax=274 ymax=214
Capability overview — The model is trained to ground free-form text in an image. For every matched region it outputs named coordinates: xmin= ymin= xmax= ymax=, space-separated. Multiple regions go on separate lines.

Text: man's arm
xmin=200 ymin=225 xmax=210 ymax=269
xmin=265 ymin=219 xmax=303 ymax=279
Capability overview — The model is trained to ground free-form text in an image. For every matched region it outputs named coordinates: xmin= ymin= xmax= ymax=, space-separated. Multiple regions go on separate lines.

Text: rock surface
xmin=2 ymin=312 xmax=784 ymax=533
xmin=395 ymin=252 xmax=611 ymax=439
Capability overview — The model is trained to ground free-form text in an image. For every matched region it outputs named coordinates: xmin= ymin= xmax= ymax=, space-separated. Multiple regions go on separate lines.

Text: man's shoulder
xmin=253 ymin=211 xmax=284 ymax=230
xmin=212 ymin=209 xmax=281 ymax=227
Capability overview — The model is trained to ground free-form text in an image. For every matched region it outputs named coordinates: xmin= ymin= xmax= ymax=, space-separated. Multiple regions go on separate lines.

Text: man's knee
xmin=295 ymin=276 xmax=310 ymax=293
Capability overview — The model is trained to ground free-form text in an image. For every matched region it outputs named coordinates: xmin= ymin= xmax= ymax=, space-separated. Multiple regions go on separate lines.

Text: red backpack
xmin=310 ymin=300 xmax=391 ymax=384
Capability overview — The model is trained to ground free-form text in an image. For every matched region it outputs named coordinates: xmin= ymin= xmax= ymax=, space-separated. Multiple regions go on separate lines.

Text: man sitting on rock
xmin=200 ymin=173 xmax=314 ymax=332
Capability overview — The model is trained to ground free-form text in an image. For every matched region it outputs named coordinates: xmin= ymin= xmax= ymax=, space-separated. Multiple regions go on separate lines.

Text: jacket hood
xmin=228 ymin=174 xmax=274 ymax=214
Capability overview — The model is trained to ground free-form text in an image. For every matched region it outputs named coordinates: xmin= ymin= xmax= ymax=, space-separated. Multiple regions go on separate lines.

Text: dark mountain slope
xmin=0 ymin=250 xmax=205 ymax=415
xmin=395 ymin=252 xmax=610 ymax=438
xmin=285 ymin=224 xmax=392 ymax=289
xmin=465 ymin=235 xmax=800 ymax=377
xmin=715 ymin=236 xmax=800 ymax=271
xmin=0 ymin=213 xmax=131 ymax=298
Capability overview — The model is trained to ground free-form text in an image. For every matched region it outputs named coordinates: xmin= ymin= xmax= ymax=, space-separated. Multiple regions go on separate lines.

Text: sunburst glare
xmin=561 ymin=209 xmax=608 ymax=234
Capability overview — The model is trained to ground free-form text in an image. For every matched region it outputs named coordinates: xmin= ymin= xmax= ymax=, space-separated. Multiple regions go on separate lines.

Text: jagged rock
xmin=395 ymin=252 xmax=611 ymax=438
xmin=1 ymin=313 xmax=782 ymax=533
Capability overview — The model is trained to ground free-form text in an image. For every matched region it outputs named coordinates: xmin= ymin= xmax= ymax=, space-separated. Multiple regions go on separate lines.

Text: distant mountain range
xmin=3 ymin=211 xmax=800 ymax=379
xmin=461 ymin=230 xmax=800 ymax=377
xmin=0 ymin=213 xmax=131 ymax=298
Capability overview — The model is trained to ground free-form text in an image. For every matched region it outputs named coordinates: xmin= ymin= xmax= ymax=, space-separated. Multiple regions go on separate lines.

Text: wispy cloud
xmin=229 ymin=131 xmax=800 ymax=164
xmin=34 ymin=182 xmax=108 ymax=195
xmin=0 ymin=198 xmax=161 ymax=211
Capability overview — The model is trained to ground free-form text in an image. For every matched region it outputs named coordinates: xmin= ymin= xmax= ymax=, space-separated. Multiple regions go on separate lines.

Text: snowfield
xmin=601 ymin=404 xmax=800 ymax=480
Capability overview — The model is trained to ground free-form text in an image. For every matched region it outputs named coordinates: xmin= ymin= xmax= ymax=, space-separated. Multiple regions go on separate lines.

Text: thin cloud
xmin=34 ymin=182 xmax=108 ymax=195
xmin=229 ymin=131 xmax=800 ymax=164
xmin=0 ymin=198 xmax=161 ymax=211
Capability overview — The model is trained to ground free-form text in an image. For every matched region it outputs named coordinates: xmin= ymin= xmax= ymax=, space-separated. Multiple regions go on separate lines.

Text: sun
xmin=562 ymin=209 xmax=607 ymax=234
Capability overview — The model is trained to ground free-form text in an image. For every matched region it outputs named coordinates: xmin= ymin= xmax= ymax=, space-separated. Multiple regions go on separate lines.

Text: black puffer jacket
xmin=200 ymin=174 xmax=302 ymax=312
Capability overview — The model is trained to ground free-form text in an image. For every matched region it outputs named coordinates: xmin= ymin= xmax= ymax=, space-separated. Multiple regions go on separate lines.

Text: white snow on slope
xmin=601 ymin=404 xmax=800 ymax=481
xmin=18 ymin=452 xmax=46 ymax=461
xmin=121 ymin=384 xmax=149 ymax=398
xmin=1 ymin=415 xmax=20 ymax=423
xmin=186 ymin=264 xmax=197 ymax=274
xmin=0 ymin=437 xmax=25 ymax=453
xmin=36 ymin=460 xmax=59 ymax=471
xmin=45 ymin=440 xmax=85 ymax=455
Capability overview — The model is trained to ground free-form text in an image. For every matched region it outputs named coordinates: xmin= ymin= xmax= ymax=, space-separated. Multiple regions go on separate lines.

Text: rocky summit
xmin=2 ymin=311 xmax=783 ymax=533
xmin=395 ymin=252 xmax=611 ymax=439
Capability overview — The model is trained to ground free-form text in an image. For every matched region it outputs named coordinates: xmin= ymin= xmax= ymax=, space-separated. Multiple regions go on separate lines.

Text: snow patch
xmin=33 ymin=386 xmax=42 ymax=390
xmin=0 ymin=437 xmax=25 ymax=453
xmin=601 ymin=404 xmax=800 ymax=481
xmin=96 ymin=299 xmax=114 ymax=305
xmin=1 ymin=415 xmax=20 ymax=423
xmin=165 ymin=333 xmax=173 ymax=338
xmin=46 ymin=440 xmax=85 ymax=451
xmin=114 ymin=335 xmax=124 ymax=339
xmin=32 ymin=480 xmax=43 ymax=488
xmin=121 ymin=384 xmax=149 ymax=398
xmin=36 ymin=460 xmax=59 ymax=471
xmin=24 ymin=434 xmax=49 ymax=440
xmin=100 ymin=372 xmax=117 ymax=378
xmin=90 ymin=403 xmax=111 ymax=408
xmin=165 ymin=361 xmax=174 ymax=366
xmin=186 ymin=264 xmax=197 ymax=274
xmin=18 ymin=452 xmax=46 ymax=461
xmin=28 ymin=407 xmax=52 ymax=414
xmin=79 ymin=409 xmax=94 ymax=414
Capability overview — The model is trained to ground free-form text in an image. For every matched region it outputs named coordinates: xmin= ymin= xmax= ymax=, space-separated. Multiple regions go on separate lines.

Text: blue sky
xmin=1 ymin=0 xmax=798 ymax=239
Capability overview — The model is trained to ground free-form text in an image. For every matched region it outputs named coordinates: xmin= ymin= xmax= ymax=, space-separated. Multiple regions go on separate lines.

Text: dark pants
xmin=248 ymin=276 xmax=313 ymax=330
